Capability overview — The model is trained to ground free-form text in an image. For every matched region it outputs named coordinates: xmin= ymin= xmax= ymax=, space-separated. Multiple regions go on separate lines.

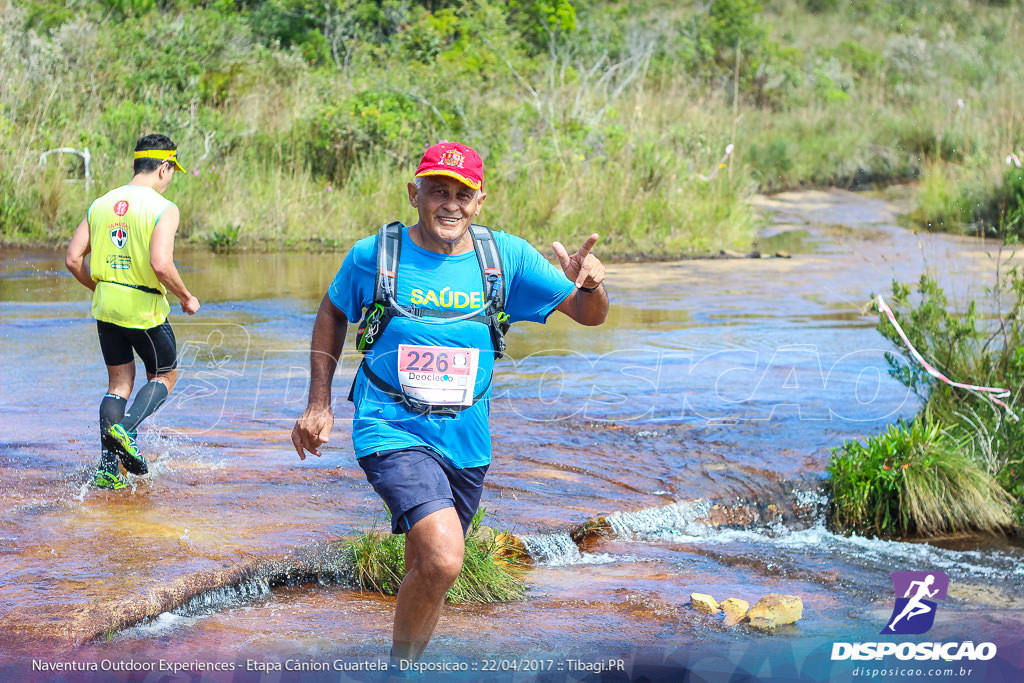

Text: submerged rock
xmin=720 ymin=598 xmax=750 ymax=626
xmin=690 ymin=592 xmax=720 ymax=614
xmin=747 ymin=594 xmax=803 ymax=626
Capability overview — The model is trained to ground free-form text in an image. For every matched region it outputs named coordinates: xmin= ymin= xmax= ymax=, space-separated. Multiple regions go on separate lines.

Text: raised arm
xmin=291 ymin=293 xmax=350 ymax=459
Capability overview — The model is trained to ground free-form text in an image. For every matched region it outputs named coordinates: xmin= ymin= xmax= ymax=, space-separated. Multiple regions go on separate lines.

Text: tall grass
xmin=828 ymin=417 xmax=1013 ymax=537
xmin=343 ymin=508 xmax=529 ymax=604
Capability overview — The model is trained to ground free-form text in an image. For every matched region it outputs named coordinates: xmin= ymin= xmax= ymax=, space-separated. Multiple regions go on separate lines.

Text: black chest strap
xmin=348 ymin=359 xmax=492 ymax=418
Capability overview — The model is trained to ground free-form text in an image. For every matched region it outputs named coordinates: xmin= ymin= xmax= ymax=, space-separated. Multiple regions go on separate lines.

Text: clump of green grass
xmin=345 ymin=527 xmax=406 ymax=596
xmin=207 ymin=225 xmax=241 ymax=251
xmin=828 ymin=417 xmax=1013 ymax=537
xmin=343 ymin=508 xmax=529 ymax=604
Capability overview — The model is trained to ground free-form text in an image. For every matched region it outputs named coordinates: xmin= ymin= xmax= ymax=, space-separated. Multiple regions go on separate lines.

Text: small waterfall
xmin=519 ymin=533 xmax=583 ymax=566
xmin=174 ymin=577 xmax=271 ymax=617
xmin=606 ymin=500 xmax=712 ymax=539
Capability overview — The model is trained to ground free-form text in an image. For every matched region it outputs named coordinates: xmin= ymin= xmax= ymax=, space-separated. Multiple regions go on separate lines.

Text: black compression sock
xmin=122 ymin=380 xmax=169 ymax=432
xmin=99 ymin=394 xmax=127 ymax=471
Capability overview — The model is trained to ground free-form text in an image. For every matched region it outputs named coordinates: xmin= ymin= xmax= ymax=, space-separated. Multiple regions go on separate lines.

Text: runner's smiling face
xmin=408 ymin=176 xmax=486 ymax=254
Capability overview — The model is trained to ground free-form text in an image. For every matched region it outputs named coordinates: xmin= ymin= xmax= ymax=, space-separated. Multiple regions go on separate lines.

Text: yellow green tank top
xmin=88 ymin=185 xmax=174 ymax=329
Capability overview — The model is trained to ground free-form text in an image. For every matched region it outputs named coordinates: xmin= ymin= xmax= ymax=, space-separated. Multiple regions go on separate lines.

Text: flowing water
xmin=2 ymin=189 xmax=1023 ymax=681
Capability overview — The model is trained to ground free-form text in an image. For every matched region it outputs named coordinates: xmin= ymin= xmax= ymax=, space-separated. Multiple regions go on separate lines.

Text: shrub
xmin=508 ymin=0 xmax=578 ymax=54
xmin=997 ymin=165 xmax=1024 ymax=242
xmin=866 ymin=274 xmax=1024 ymax=534
xmin=0 ymin=172 xmax=37 ymax=239
xmin=828 ymin=418 xmax=1013 ymax=536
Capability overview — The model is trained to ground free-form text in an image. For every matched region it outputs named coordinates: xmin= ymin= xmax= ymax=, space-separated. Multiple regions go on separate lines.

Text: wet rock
xmin=719 ymin=249 xmax=745 ymax=258
xmin=747 ymin=594 xmax=803 ymax=626
xmin=0 ymin=542 xmax=359 ymax=647
xmin=748 ymin=616 xmax=776 ymax=633
xmin=470 ymin=526 xmax=529 ymax=562
xmin=775 ymin=250 xmax=792 ymax=258
xmin=690 ymin=592 xmax=719 ymax=614
xmin=706 ymin=503 xmax=761 ymax=527
xmin=569 ymin=516 xmax=613 ymax=548
xmin=720 ymin=598 xmax=750 ymax=626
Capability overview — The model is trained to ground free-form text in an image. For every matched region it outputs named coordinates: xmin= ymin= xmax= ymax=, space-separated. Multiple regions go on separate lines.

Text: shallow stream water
xmin=1 ymin=189 xmax=1023 ymax=682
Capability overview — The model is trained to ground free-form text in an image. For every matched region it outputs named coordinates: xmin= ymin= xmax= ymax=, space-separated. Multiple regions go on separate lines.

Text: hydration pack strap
xmin=375 ymin=221 xmax=402 ymax=303
xmin=468 ymin=224 xmax=510 ymax=358
xmin=356 ymin=222 xmax=404 ymax=351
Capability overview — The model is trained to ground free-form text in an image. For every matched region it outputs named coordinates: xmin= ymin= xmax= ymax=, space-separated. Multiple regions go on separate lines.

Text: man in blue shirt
xmin=291 ymin=141 xmax=608 ymax=666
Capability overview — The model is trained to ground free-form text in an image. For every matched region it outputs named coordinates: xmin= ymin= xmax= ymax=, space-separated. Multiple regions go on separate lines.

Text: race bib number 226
xmin=397 ymin=344 xmax=479 ymax=406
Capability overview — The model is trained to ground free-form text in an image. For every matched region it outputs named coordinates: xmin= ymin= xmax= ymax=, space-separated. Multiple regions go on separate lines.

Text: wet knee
xmin=414 ymin=547 xmax=464 ymax=587
xmin=153 ymin=369 xmax=177 ymax=392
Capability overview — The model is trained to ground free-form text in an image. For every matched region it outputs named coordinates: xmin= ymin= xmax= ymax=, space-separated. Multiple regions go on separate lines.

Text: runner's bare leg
xmin=392 ymin=507 xmax=466 ymax=663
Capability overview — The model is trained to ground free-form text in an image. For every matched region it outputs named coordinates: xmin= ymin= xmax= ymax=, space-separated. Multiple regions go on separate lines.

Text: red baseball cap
xmin=415 ymin=141 xmax=483 ymax=190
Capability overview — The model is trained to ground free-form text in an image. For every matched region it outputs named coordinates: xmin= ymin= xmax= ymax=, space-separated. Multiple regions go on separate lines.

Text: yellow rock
xmin=720 ymin=598 xmax=750 ymax=626
xmin=748 ymin=616 xmax=776 ymax=632
xmin=748 ymin=594 xmax=803 ymax=625
xmin=690 ymin=592 xmax=720 ymax=614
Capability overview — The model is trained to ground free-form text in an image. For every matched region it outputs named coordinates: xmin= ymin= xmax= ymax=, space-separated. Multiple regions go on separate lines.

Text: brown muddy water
xmin=1 ymin=189 xmax=1023 ymax=682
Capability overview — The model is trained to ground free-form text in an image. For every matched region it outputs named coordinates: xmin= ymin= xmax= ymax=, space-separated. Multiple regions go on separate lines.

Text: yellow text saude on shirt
xmin=409 ymin=287 xmax=485 ymax=309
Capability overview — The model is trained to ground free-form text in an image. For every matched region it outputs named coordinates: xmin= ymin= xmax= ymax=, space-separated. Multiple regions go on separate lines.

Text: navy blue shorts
xmin=358 ymin=446 xmax=488 ymax=537
xmin=96 ymin=320 xmax=178 ymax=375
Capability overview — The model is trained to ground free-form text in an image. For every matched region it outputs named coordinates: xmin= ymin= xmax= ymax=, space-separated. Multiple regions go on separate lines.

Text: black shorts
xmin=96 ymin=320 xmax=178 ymax=375
xmin=358 ymin=446 xmax=488 ymax=536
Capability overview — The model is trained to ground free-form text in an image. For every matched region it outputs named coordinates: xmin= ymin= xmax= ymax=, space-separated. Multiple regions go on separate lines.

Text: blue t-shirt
xmin=329 ymin=226 xmax=576 ymax=468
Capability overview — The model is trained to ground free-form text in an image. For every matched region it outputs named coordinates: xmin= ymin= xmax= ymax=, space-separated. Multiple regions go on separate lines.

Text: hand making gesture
xmin=552 ymin=233 xmax=605 ymax=291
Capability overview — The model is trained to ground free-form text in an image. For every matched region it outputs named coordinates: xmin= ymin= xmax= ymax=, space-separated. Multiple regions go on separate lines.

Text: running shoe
xmin=102 ymin=423 xmax=148 ymax=475
xmin=92 ymin=469 xmax=128 ymax=490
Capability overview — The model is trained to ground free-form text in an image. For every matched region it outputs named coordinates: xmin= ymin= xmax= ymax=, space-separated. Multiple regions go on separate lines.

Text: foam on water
xmin=606 ymin=500 xmax=712 ymax=538
xmin=119 ymin=611 xmax=197 ymax=639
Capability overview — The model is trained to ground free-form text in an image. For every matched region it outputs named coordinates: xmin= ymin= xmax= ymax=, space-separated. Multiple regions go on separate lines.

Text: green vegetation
xmin=343 ymin=508 xmax=529 ymax=603
xmin=2 ymin=0 xmax=1023 ymax=254
xmin=828 ymin=418 xmax=1013 ymax=536
xmin=828 ymin=273 xmax=1024 ymax=537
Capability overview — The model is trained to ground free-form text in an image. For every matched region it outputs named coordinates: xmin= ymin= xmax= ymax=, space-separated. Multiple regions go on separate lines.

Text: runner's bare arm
xmin=553 ymin=233 xmax=608 ymax=326
xmin=65 ymin=217 xmax=96 ymax=291
xmin=150 ymin=205 xmax=200 ymax=315
xmin=292 ymin=295 xmax=349 ymax=460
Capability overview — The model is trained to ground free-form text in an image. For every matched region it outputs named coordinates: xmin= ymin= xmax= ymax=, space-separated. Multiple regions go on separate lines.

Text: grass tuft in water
xmin=342 ymin=508 xmax=529 ymax=604
xmin=828 ymin=417 xmax=1013 ymax=537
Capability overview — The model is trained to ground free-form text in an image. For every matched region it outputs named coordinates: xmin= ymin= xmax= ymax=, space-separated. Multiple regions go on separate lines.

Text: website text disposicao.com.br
xmin=851 ymin=665 xmax=979 ymax=678
xmin=835 ymin=640 xmax=996 ymax=679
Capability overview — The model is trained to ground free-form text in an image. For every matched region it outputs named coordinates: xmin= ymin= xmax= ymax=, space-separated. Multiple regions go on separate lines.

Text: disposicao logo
xmin=882 ymin=571 xmax=948 ymax=635
xmin=831 ymin=569 xmax=997 ymax=663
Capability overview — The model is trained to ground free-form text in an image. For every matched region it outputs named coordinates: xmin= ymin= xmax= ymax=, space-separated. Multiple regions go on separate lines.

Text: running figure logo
xmin=881 ymin=571 xmax=949 ymax=635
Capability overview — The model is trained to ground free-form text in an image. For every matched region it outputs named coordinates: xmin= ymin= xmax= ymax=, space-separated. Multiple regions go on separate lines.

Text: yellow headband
xmin=133 ymin=149 xmax=186 ymax=173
